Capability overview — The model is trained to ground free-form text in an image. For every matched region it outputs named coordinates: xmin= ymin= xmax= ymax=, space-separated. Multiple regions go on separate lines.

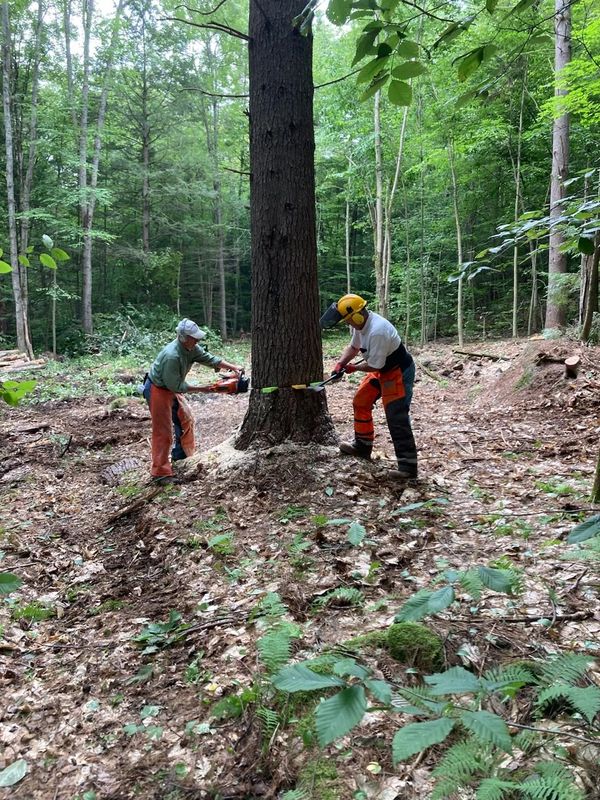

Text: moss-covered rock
xmin=386 ymin=622 xmax=444 ymax=671
xmin=341 ymin=630 xmax=387 ymax=652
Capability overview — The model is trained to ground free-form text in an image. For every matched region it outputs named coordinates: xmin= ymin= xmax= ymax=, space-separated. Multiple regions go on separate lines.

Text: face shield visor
xmin=319 ymin=302 xmax=344 ymax=329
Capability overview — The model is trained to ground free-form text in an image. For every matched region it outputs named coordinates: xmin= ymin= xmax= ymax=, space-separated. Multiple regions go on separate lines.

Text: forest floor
xmin=1 ymin=338 xmax=599 ymax=800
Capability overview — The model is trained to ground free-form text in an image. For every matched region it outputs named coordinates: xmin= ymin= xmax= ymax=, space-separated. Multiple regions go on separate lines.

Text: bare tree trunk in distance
xmin=2 ymin=0 xmax=34 ymax=358
xmin=448 ymin=140 xmax=464 ymax=346
xmin=545 ymin=0 xmax=571 ymax=331
xmin=511 ymin=61 xmax=527 ymax=338
xmin=373 ymin=90 xmax=386 ymax=315
xmin=236 ymin=0 xmax=336 ymax=449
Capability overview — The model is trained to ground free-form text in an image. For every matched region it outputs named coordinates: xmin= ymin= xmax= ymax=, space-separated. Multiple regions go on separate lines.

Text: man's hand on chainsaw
xmin=218 ymin=360 xmax=244 ymax=375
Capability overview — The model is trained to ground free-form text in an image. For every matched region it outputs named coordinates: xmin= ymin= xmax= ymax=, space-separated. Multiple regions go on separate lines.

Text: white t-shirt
xmin=350 ymin=311 xmax=401 ymax=370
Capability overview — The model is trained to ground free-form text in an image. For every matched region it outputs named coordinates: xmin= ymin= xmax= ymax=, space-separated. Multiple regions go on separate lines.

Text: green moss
xmin=295 ymin=758 xmax=341 ymax=800
xmin=387 ymin=622 xmax=444 ymax=671
xmin=342 ymin=630 xmax=387 ymax=652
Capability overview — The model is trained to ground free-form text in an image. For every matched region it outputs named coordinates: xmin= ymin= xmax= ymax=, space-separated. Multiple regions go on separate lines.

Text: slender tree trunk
xmin=78 ymin=0 xmax=93 ymax=333
xmin=545 ymin=0 xmax=571 ymax=330
xmin=373 ymin=90 xmax=385 ymax=315
xmin=2 ymin=0 xmax=34 ymax=357
xmin=581 ymin=239 xmax=600 ymax=341
xmin=237 ymin=0 xmax=335 ymax=448
xmin=141 ymin=19 xmax=150 ymax=256
xmin=448 ymin=140 xmax=464 ymax=346
xmin=345 ymin=166 xmax=352 ymax=294
xmin=511 ymin=62 xmax=527 ymax=338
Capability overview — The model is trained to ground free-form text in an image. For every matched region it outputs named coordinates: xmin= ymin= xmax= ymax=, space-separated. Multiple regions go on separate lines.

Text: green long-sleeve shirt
xmin=148 ymin=339 xmax=221 ymax=393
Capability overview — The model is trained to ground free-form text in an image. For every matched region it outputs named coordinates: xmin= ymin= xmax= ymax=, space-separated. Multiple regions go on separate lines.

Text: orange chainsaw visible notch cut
xmin=197 ymin=370 xmax=250 ymax=395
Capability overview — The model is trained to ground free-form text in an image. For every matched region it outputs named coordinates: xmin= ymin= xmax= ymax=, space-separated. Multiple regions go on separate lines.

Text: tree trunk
xmin=545 ymin=0 xmax=571 ymax=331
xmin=373 ymin=90 xmax=386 ymax=315
xmin=78 ymin=0 xmax=93 ymax=333
xmin=2 ymin=0 xmax=34 ymax=358
xmin=511 ymin=61 xmax=527 ymax=338
xmin=581 ymin=238 xmax=600 ymax=341
xmin=345 ymin=166 xmax=352 ymax=294
xmin=236 ymin=0 xmax=335 ymax=449
xmin=448 ymin=140 xmax=464 ymax=346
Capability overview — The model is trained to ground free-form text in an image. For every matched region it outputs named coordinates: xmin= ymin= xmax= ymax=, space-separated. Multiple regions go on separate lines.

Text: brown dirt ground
xmin=1 ymin=339 xmax=599 ymax=800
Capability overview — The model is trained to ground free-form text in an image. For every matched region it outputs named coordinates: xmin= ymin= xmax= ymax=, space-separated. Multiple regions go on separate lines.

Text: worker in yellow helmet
xmin=320 ymin=294 xmax=417 ymax=480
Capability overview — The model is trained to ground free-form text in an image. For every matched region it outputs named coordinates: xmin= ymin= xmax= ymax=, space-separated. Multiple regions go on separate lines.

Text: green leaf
xmin=40 ymin=253 xmax=57 ymax=269
xmin=392 ymin=61 xmax=427 ymax=79
xmin=486 ymin=0 xmax=499 ymax=12
xmin=388 ymin=79 xmax=412 ymax=106
xmin=395 ymin=589 xmax=433 ymax=622
xmin=352 ymin=29 xmax=380 ymax=66
xmin=333 ymin=658 xmax=369 ymax=679
xmin=327 ymin=0 xmax=352 ymax=25
xmin=395 ymin=40 xmax=420 ymax=58
xmin=568 ymin=514 xmax=600 ymax=543
xmin=427 ymin=585 xmax=455 ymax=613
xmin=42 ymin=233 xmax=54 ymax=249
xmin=18 ymin=254 xmax=30 ymax=267
xmin=316 ymin=685 xmax=367 ymax=745
xmin=460 ymin=710 xmax=512 ymax=751
xmin=0 ymin=759 xmax=28 ymax=787
xmin=392 ymin=718 xmax=454 ymax=763
xmin=0 ymin=259 xmax=12 ymax=273
xmin=425 ymin=666 xmax=481 ymax=696
xmin=578 ymin=236 xmax=595 ymax=255
xmin=364 ymin=678 xmax=392 ymax=705
xmin=512 ymin=0 xmax=537 ymax=13
xmin=478 ymin=566 xmax=514 ymax=594
xmin=51 ymin=247 xmax=70 ymax=262
xmin=272 ymin=663 xmax=346 ymax=692
xmin=348 ymin=521 xmax=366 ymax=545
xmin=359 ymin=73 xmax=389 ymax=101
xmin=356 ymin=55 xmax=390 ymax=85
xmin=0 ymin=572 xmax=23 ymax=595
xmin=457 ymin=47 xmax=485 ymax=82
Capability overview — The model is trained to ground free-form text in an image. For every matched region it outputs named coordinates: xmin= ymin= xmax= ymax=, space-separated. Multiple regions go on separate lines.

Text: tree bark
xmin=2 ymin=0 xmax=34 ymax=358
xmin=545 ymin=0 xmax=571 ymax=331
xmin=448 ymin=140 xmax=464 ymax=347
xmin=581 ymin=238 xmax=599 ymax=341
xmin=236 ymin=0 xmax=335 ymax=449
xmin=373 ymin=90 xmax=386 ymax=315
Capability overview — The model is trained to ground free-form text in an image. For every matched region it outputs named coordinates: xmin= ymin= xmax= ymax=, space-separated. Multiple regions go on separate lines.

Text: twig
xmin=59 ymin=435 xmax=73 ymax=458
xmin=459 ymin=610 xmax=592 ymax=624
xmin=507 ymin=720 xmax=599 ymax=745
xmin=415 ymin=359 xmax=446 ymax=382
xmin=160 ymin=16 xmax=249 ymax=40
xmin=315 ymin=68 xmax=361 ymax=89
xmin=106 ymin=486 xmax=163 ymax=522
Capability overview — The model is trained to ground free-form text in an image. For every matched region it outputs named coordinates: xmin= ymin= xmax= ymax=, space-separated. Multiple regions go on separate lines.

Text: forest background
xmin=1 ymin=0 xmax=599 ymax=359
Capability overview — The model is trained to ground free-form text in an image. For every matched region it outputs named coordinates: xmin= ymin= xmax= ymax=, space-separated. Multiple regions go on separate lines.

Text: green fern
xmin=459 ymin=568 xmax=484 ymax=600
xmin=311 ymin=587 xmax=365 ymax=610
xmin=512 ymin=729 xmax=542 ymax=754
xmin=431 ymin=738 xmax=497 ymax=800
xmin=250 ymin=591 xmax=288 ymax=621
xmin=476 ymin=777 xmax=519 ymax=800
xmin=482 ymin=663 xmax=536 ymax=697
xmin=258 ymin=621 xmax=301 ymax=673
xmin=280 ymin=790 xmax=308 ymax=800
xmin=537 ymin=653 xmax=594 ymax=685
xmin=535 ymin=683 xmax=600 ymax=723
xmin=256 ymin=706 xmax=280 ymax=739
xmin=394 ymin=685 xmax=447 ymax=715
xmin=518 ymin=761 xmax=585 ymax=800
xmin=561 ymin=535 xmax=600 ymax=562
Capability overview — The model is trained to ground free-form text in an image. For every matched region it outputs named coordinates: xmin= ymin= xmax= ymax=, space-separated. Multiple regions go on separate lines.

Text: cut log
xmin=415 ymin=359 xmax=446 ymax=382
xmin=452 ymin=349 xmax=510 ymax=361
xmin=0 ymin=358 xmax=47 ymax=372
xmin=0 ymin=349 xmax=23 ymax=362
xmin=564 ymin=355 xmax=581 ymax=378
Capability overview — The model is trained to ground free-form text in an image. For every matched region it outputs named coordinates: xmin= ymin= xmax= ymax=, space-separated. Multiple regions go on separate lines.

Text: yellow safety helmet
xmin=320 ymin=293 xmax=368 ymax=328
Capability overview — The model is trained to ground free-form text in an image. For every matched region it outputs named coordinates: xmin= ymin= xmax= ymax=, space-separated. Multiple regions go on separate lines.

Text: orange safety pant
xmin=146 ymin=382 xmax=195 ymax=477
xmin=353 ymin=365 xmax=418 ymax=476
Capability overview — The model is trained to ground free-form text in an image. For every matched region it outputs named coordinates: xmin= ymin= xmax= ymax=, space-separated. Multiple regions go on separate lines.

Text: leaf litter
xmin=0 ymin=339 xmax=599 ymax=799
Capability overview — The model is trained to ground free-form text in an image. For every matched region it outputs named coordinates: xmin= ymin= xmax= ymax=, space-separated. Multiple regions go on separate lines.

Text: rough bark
xmin=545 ymin=0 xmax=571 ymax=330
xmin=581 ymin=238 xmax=599 ymax=341
xmin=236 ymin=0 xmax=335 ymax=449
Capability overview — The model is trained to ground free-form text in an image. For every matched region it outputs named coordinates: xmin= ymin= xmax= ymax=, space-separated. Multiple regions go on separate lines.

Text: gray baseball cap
xmin=176 ymin=318 xmax=206 ymax=340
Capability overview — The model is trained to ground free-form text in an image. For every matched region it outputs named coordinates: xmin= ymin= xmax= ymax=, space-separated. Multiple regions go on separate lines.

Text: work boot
xmin=339 ymin=440 xmax=372 ymax=460
xmin=389 ymin=467 xmax=417 ymax=481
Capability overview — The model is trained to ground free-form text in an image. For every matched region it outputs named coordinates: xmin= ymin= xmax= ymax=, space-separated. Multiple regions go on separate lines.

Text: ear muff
xmin=350 ymin=310 xmax=365 ymax=325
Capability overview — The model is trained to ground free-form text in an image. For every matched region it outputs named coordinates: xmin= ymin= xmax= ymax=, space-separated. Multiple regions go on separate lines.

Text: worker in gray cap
xmin=142 ymin=319 xmax=243 ymax=481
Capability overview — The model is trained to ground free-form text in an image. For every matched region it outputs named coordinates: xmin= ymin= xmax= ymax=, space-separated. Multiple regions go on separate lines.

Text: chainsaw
xmin=197 ymin=370 xmax=250 ymax=395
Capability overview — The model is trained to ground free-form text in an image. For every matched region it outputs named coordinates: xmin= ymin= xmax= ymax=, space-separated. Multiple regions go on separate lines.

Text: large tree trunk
xmin=2 ymin=0 xmax=34 ymax=358
xmin=545 ymin=0 xmax=571 ymax=330
xmin=236 ymin=0 xmax=335 ymax=449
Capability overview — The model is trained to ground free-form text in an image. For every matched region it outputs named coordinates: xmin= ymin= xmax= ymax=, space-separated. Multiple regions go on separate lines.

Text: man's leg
xmin=147 ymin=384 xmax=175 ymax=477
xmin=340 ymin=376 xmax=381 ymax=459
xmin=172 ymin=394 xmax=195 ymax=460
xmin=382 ymin=368 xmax=418 ymax=478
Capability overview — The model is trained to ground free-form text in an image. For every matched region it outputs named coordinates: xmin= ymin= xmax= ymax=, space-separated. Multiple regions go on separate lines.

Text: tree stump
xmin=564 ymin=355 xmax=580 ymax=378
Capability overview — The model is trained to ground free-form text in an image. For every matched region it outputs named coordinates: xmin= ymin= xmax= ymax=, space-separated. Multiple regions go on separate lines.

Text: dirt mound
xmin=475 ymin=339 xmax=600 ymax=410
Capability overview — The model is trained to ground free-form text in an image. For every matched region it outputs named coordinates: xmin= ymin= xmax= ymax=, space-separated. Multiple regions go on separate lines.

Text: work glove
xmin=330 ymin=362 xmax=345 ymax=381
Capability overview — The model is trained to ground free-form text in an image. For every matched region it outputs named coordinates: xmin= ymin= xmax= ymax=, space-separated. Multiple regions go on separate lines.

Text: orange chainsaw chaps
xmin=149 ymin=385 xmax=195 ymax=477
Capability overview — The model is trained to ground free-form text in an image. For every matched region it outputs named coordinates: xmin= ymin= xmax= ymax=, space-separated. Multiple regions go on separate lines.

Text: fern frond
xmin=280 ymin=789 xmax=308 ymax=800
xmin=256 ymin=706 xmax=280 ymax=738
xmin=538 ymin=653 xmax=594 ymax=685
xmin=250 ymin=591 xmax=288 ymax=621
xmin=395 ymin=685 xmax=447 ymax=715
xmin=258 ymin=621 xmax=301 ymax=673
xmin=311 ymin=587 xmax=365 ymax=610
xmin=476 ymin=778 xmax=519 ymax=800
xmin=561 ymin=536 xmax=600 ymax=562
xmin=431 ymin=737 xmax=497 ymax=800
xmin=536 ymin=683 xmax=600 ymax=723
xmin=459 ymin=568 xmax=484 ymax=600
xmin=483 ymin=663 xmax=536 ymax=696
xmin=513 ymin=729 xmax=542 ymax=754
xmin=519 ymin=762 xmax=585 ymax=800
